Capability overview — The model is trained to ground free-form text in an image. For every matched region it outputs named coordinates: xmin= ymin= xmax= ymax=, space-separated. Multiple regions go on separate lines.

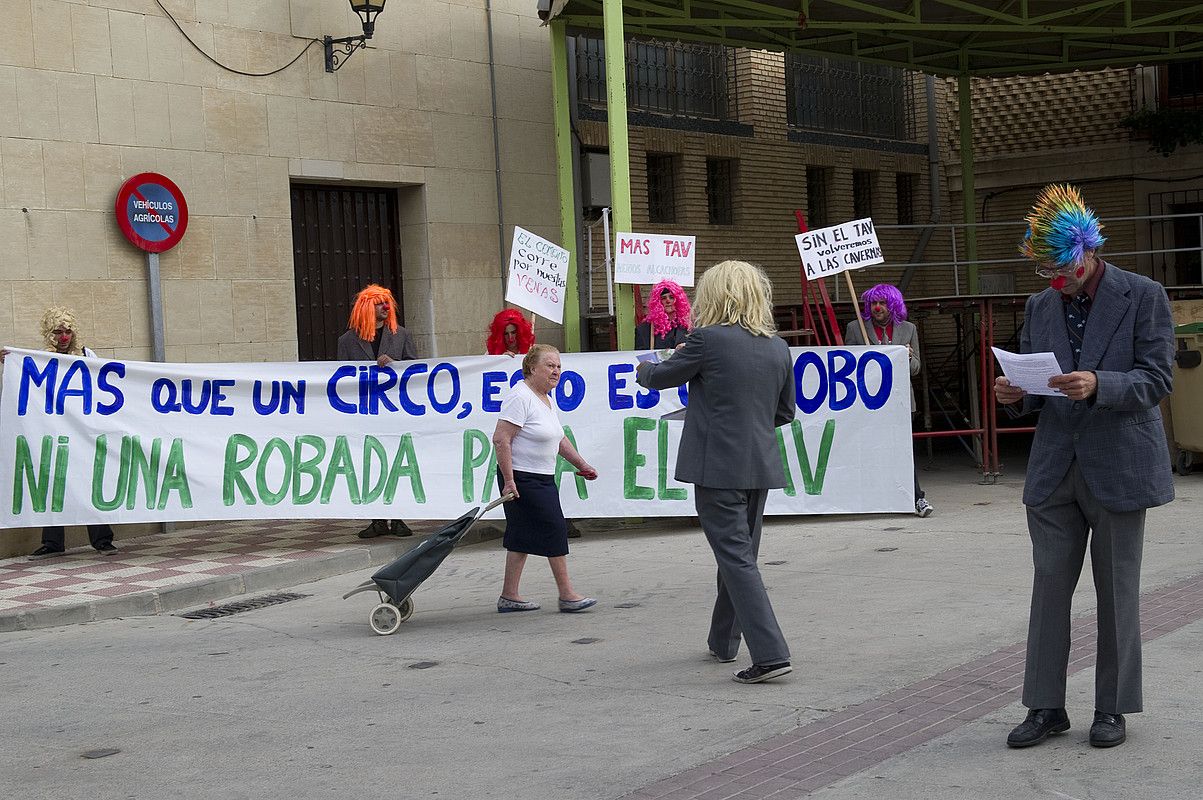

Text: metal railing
xmin=1131 ymin=60 xmax=1203 ymax=111
xmin=786 ymin=53 xmax=916 ymax=140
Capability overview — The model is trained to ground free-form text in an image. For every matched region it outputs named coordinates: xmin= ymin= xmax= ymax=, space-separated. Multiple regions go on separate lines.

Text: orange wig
xmin=347 ymin=284 xmax=398 ymax=341
xmin=486 ymin=309 xmax=534 ymax=355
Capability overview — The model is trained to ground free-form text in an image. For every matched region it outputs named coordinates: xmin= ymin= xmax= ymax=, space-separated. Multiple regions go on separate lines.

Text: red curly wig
xmin=347 ymin=284 xmax=398 ymax=341
xmin=486 ymin=309 xmax=534 ymax=355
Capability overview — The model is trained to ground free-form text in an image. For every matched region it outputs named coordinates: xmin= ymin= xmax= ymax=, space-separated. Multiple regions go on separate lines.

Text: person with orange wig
xmin=336 ymin=284 xmax=419 ymax=539
xmin=485 ymin=309 xmax=534 ymax=356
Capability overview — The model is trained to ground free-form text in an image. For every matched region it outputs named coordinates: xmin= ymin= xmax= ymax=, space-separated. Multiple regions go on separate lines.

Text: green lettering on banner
xmin=656 ymin=420 xmax=686 ymax=500
xmin=159 ymin=438 xmax=193 ymax=509
xmin=554 ymin=426 xmax=589 ymax=500
xmin=320 ymin=436 xmax=361 ymax=504
xmin=51 ymin=436 xmax=68 ymax=512
xmin=223 ymin=434 xmax=259 ymax=506
xmin=361 ymin=436 xmax=390 ymax=504
xmin=292 ymin=435 xmax=326 ymax=504
xmin=791 ymin=419 xmax=836 ymax=495
xmin=622 ymin=417 xmax=656 ymax=500
xmin=256 ymin=438 xmax=292 ymax=506
xmin=127 ymin=435 xmax=162 ymax=510
xmin=384 ymin=433 xmax=426 ymax=504
xmin=92 ymin=434 xmax=130 ymax=512
xmin=12 ymin=435 xmax=52 ymax=514
xmin=775 ymin=427 xmax=796 ymax=497
xmin=462 ymin=429 xmax=491 ymax=503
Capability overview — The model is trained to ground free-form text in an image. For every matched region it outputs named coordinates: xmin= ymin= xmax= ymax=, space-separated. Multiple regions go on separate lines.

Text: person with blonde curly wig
xmin=634 ymin=279 xmax=692 ymax=350
xmin=336 ymin=284 xmax=419 ymax=539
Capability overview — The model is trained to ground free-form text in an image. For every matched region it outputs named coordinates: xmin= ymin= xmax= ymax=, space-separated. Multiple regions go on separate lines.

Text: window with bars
xmin=706 ymin=158 xmax=735 ymax=225
xmin=646 ymin=154 xmax=679 ymax=224
xmin=805 ymin=167 xmax=830 ymax=229
xmin=1165 ymin=59 xmax=1203 ymax=109
xmin=896 ymin=173 xmax=917 ymax=225
xmin=786 ymin=54 xmax=915 ymax=140
xmin=574 ymin=36 xmax=738 ymax=121
xmin=853 ymin=170 xmax=874 ymax=219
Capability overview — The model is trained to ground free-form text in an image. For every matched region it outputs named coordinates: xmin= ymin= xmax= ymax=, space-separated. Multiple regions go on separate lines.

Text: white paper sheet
xmin=991 ymin=347 xmax=1066 ymax=396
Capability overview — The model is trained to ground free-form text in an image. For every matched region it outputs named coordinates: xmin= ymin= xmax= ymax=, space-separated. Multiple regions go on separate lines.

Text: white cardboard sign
xmin=795 ymin=218 xmax=884 ymax=279
xmin=613 ymin=232 xmax=696 ymax=286
xmin=504 ymin=226 xmax=570 ymax=323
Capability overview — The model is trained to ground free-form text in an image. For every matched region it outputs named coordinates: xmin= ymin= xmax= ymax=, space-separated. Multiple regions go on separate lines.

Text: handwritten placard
xmin=504 ymin=226 xmax=570 ymax=323
xmin=795 ymin=218 xmax=883 ymax=279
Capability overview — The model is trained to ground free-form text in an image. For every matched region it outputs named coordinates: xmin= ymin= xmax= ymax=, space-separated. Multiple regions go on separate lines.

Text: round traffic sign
xmin=114 ymin=172 xmax=189 ymax=253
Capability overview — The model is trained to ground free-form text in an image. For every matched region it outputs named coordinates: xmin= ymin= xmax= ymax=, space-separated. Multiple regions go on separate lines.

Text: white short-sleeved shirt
xmin=499 ymin=380 xmax=562 ymax=474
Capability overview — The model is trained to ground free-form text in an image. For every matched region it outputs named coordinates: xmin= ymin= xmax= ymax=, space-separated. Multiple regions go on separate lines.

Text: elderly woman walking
xmin=491 ymin=344 xmax=598 ymax=613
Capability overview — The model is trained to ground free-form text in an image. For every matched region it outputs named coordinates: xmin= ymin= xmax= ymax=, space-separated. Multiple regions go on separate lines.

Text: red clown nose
xmin=1050 ymin=275 xmax=1068 ymax=290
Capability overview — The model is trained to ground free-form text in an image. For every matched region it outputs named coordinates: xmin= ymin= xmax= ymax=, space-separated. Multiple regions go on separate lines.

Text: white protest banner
xmin=795 ymin=218 xmax=884 ymax=280
xmin=0 ymin=346 xmax=913 ymax=527
xmin=613 ymin=232 xmax=696 ymax=286
xmin=504 ymin=226 xmax=570 ymax=323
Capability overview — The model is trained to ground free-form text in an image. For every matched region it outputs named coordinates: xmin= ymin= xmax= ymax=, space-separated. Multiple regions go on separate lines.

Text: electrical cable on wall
xmin=155 ymin=0 xmax=319 ymax=77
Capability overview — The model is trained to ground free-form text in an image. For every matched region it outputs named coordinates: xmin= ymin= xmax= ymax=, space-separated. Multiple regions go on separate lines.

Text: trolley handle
xmin=482 ymin=492 xmax=516 ymax=514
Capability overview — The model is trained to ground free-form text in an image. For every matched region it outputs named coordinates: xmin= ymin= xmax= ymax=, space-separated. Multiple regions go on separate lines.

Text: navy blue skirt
xmin=497 ymin=470 xmax=569 ymax=557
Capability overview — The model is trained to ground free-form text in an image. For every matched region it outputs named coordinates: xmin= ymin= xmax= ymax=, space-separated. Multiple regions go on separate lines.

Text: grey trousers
xmin=1022 ymin=461 xmax=1145 ymax=714
xmin=695 ymin=486 xmax=790 ymax=666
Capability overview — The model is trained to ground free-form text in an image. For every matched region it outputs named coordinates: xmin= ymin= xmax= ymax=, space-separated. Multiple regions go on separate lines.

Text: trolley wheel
xmin=395 ymin=596 xmax=415 ymax=623
xmin=1176 ymin=449 xmax=1195 ymax=476
xmin=369 ymin=602 xmax=403 ymax=636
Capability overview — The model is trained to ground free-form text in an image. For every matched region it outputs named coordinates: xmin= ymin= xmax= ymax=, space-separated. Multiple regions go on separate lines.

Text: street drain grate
xmin=179 ymin=593 xmax=310 ymax=620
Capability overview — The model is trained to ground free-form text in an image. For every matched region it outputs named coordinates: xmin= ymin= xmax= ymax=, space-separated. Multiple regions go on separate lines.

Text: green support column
xmin=549 ymin=19 xmax=581 ymax=351
xmin=603 ymin=0 xmax=635 ymax=350
xmin=958 ymin=70 xmax=979 ymax=294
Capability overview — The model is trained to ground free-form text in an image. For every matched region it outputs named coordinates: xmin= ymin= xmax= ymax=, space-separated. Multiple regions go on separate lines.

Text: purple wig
xmin=645 ymin=280 xmax=693 ymax=337
xmin=860 ymin=284 xmax=907 ymax=322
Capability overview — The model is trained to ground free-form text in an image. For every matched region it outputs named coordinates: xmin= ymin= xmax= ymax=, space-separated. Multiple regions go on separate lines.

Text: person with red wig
xmin=485 ymin=309 xmax=534 ymax=356
xmin=337 ymin=284 xmax=418 ymax=539
xmin=635 ymin=280 xmax=692 ymax=350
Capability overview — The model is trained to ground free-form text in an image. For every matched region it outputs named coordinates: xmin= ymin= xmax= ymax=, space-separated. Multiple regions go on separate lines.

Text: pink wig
xmin=860 ymin=284 xmax=907 ymax=322
xmin=644 ymin=280 xmax=692 ymax=338
xmin=485 ymin=309 xmax=534 ymax=355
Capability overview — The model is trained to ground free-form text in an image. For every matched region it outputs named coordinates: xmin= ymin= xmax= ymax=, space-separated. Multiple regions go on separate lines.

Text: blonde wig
xmin=522 ymin=343 xmax=560 ymax=378
xmin=691 ymin=260 xmax=777 ymax=337
xmin=40 ymin=306 xmax=86 ymax=354
xmin=347 ymin=284 xmax=399 ymax=341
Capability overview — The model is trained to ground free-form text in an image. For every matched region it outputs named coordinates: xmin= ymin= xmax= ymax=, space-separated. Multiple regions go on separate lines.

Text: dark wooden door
xmin=291 ymin=184 xmax=403 ymax=361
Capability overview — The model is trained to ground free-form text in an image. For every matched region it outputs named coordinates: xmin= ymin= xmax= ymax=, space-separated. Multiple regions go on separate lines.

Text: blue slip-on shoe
xmin=558 ymin=597 xmax=598 ymax=613
xmin=497 ymin=596 xmax=540 ymax=613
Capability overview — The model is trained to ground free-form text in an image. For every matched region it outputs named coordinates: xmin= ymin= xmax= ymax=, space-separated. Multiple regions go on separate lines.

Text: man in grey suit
xmin=637 ymin=260 xmax=796 ymax=684
xmin=337 ymin=283 xmax=419 ymax=539
xmin=996 ymin=185 xmax=1174 ymax=749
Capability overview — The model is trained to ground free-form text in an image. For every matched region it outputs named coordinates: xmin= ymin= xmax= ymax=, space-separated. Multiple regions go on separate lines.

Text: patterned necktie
xmin=1064 ymin=292 xmax=1091 ymax=367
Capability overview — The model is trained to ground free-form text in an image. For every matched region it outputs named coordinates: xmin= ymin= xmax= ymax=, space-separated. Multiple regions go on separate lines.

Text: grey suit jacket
xmin=1012 ymin=262 xmax=1174 ymax=512
xmin=844 ymin=317 xmax=921 ymax=411
xmin=636 ymin=324 xmax=795 ymax=489
xmin=336 ymin=326 xmax=418 ymax=362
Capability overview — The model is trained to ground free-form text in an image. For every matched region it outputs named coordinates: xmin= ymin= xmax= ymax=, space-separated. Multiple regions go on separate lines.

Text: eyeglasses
xmin=1033 ymin=264 xmax=1079 ymax=279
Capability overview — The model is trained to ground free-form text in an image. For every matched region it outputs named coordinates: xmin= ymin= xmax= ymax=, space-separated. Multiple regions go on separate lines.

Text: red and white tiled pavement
xmin=0 ymin=518 xmax=418 ymax=613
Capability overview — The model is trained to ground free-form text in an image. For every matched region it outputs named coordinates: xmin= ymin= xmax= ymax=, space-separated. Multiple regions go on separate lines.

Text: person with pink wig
xmin=337 ymin=284 xmax=418 ymax=539
xmin=844 ymin=284 xmax=933 ymax=518
xmin=635 ymin=280 xmax=692 ymax=350
xmin=485 ymin=309 xmax=534 ymax=356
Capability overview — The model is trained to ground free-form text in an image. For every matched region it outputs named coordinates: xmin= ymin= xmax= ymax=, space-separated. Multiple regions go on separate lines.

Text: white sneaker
xmin=915 ymin=498 xmax=934 ymax=518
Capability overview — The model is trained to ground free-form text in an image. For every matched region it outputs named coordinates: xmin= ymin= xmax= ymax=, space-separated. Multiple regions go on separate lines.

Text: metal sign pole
xmin=146 ymin=252 xmax=166 ymax=362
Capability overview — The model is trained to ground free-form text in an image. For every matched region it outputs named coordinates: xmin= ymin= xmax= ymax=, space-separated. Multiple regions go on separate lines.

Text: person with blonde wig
xmin=636 ymin=260 xmax=796 ymax=683
xmin=336 ymin=284 xmax=419 ymax=538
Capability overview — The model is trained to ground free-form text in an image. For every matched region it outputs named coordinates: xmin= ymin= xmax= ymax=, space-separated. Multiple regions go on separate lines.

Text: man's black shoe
xmin=1006 ymin=708 xmax=1070 ymax=748
xmin=1089 ymin=711 xmax=1126 ymax=748
xmin=389 ymin=520 xmax=413 ymax=537
xmin=357 ymin=520 xmax=390 ymax=539
xmin=28 ymin=545 xmax=65 ymax=561
xmin=732 ymin=662 xmax=792 ymax=684
xmin=94 ymin=542 xmax=118 ymax=555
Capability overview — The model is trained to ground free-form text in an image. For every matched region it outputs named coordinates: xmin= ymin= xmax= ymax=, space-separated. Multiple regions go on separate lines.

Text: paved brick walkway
xmin=623 ymin=572 xmax=1203 ymax=800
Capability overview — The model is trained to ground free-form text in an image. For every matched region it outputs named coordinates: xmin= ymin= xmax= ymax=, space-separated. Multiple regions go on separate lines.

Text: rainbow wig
xmin=486 ymin=308 xmax=534 ymax=355
xmin=347 ymin=284 xmax=398 ymax=341
xmin=41 ymin=306 xmax=86 ymax=354
xmin=860 ymin=284 xmax=907 ymax=322
xmin=1018 ymin=184 xmax=1106 ymax=267
xmin=645 ymin=280 xmax=693 ymax=337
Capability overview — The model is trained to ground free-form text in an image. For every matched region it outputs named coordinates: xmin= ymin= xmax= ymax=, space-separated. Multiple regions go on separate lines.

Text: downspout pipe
xmin=486 ymin=0 xmax=506 ymax=292
xmin=900 ymin=75 xmax=943 ymax=294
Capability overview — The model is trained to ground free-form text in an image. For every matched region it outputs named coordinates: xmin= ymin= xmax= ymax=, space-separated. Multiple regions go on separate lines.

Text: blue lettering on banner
xmin=794 ymin=349 xmax=893 ymax=414
xmin=427 ymin=363 xmax=460 ymax=414
xmin=481 ymin=371 xmax=507 ymax=413
xmin=608 ymin=364 xmax=634 ymax=410
xmin=96 ymin=363 xmax=126 ymax=415
xmin=326 ymin=366 xmax=357 ymax=414
xmin=398 ymin=362 xmax=427 ymax=415
xmin=554 ymin=370 xmax=585 ymax=412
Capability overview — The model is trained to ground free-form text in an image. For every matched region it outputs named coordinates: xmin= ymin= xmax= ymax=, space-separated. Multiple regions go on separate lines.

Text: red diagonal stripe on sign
xmin=130 ymin=186 xmax=177 ymax=238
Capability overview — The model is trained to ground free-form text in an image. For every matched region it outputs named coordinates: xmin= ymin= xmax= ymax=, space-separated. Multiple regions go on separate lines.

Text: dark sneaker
xmin=94 ymin=542 xmax=118 ymax=555
xmin=915 ymin=498 xmax=934 ymax=517
xmin=566 ymin=519 xmax=583 ymax=539
xmin=389 ymin=520 xmax=413 ymax=537
xmin=28 ymin=545 xmax=65 ymax=561
xmin=357 ymin=520 xmax=390 ymax=539
xmin=1089 ymin=711 xmax=1126 ymax=748
xmin=709 ymin=650 xmax=737 ymax=663
xmin=1006 ymin=708 xmax=1070 ymax=748
xmin=733 ymin=662 xmax=792 ymax=684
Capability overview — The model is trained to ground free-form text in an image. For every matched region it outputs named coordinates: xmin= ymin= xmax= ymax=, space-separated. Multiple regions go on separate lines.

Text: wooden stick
xmin=844 ymin=271 xmax=870 ymax=344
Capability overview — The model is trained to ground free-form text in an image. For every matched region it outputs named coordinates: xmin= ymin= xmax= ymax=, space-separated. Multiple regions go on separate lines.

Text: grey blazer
xmin=1012 ymin=262 xmax=1174 ymax=512
xmin=636 ymin=324 xmax=796 ymax=489
xmin=844 ymin=317 xmax=921 ymax=411
xmin=336 ymin=325 xmax=418 ymax=362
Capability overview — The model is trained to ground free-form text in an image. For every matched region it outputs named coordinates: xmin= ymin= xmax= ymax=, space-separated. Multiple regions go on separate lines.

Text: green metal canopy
xmin=542 ymin=0 xmax=1203 ymax=77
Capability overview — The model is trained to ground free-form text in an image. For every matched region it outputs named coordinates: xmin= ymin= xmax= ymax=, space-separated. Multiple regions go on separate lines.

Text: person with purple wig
xmin=635 ymin=280 xmax=692 ymax=350
xmin=844 ymin=284 xmax=932 ymax=517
